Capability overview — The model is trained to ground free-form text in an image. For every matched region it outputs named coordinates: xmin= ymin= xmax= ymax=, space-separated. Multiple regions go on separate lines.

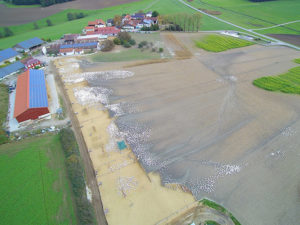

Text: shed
xmin=0 ymin=48 xmax=21 ymax=65
xmin=0 ymin=61 xmax=25 ymax=80
xmin=14 ymin=69 xmax=49 ymax=123
xmin=14 ymin=37 xmax=44 ymax=52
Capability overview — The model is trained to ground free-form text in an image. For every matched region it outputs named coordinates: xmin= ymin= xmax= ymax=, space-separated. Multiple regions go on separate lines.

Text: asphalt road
xmin=178 ymin=0 xmax=300 ymax=50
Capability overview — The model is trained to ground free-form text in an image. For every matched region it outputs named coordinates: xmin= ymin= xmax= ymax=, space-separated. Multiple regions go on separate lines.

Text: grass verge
xmin=253 ymin=58 xmax=300 ymax=94
xmin=59 ymin=128 xmax=96 ymax=225
xmin=195 ymin=34 xmax=254 ymax=52
xmin=200 ymin=199 xmax=241 ymax=225
xmin=0 ymin=83 xmax=9 ymax=145
xmin=0 ymin=134 xmax=77 ymax=225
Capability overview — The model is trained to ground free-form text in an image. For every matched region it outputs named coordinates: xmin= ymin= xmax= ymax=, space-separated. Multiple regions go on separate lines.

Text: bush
xmin=33 ymin=22 xmax=39 ymax=30
xmin=101 ymin=40 xmax=115 ymax=52
xmin=138 ymin=41 xmax=148 ymax=48
xmin=117 ymin=32 xmax=131 ymax=43
xmin=129 ymin=39 xmax=136 ymax=46
xmin=67 ymin=12 xmax=74 ymax=21
xmin=152 ymin=11 xmax=159 ymax=17
xmin=46 ymin=19 xmax=52 ymax=26
xmin=4 ymin=27 xmax=13 ymax=37
xmin=113 ymin=37 xmax=121 ymax=45
xmin=159 ymin=48 xmax=164 ymax=53
xmin=123 ymin=41 xmax=131 ymax=48
xmin=76 ymin=12 xmax=85 ymax=19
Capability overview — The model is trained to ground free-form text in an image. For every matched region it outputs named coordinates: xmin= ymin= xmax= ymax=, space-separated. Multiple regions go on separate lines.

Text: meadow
xmin=0 ymin=134 xmax=77 ymax=225
xmin=253 ymin=58 xmax=300 ymax=94
xmin=0 ymin=0 xmax=40 ymax=8
xmin=0 ymin=0 xmax=237 ymax=49
xmin=185 ymin=0 xmax=300 ymax=35
xmin=0 ymin=84 xmax=8 ymax=145
xmin=194 ymin=34 xmax=253 ymax=52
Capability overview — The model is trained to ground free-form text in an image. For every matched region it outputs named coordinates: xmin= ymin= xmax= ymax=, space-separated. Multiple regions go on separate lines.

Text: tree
xmin=33 ymin=22 xmax=39 ymax=30
xmin=4 ymin=27 xmax=13 ymax=37
xmin=113 ymin=38 xmax=121 ymax=45
xmin=152 ymin=11 xmax=159 ymax=17
xmin=129 ymin=39 xmax=136 ymax=46
xmin=101 ymin=40 xmax=115 ymax=52
xmin=117 ymin=32 xmax=131 ymax=43
xmin=76 ymin=12 xmax=84 ymax=19
xmin=46 ymin=19 xmax=52 ymax=26
xmin=67 ymin=12 xmax=74 ymax=21
xmin=113 ymin=15 xmax=122 ymax=27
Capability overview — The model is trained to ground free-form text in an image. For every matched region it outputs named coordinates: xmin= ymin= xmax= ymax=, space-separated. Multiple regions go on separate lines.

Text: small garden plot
xmin=195 ymin=34 xmax=254 ymax=52
xmin=253 ymin=58 xmax=300 ymax=94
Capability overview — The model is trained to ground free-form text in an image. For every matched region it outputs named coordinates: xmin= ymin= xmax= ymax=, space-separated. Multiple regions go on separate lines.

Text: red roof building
xmin=21 ymin=57 xmax=41 ymax=69
xmin=86 ymin=27 xmax=120 ymax=36
xmin=14 ymin=69 xmax=49 ymax=123
xmin=88 ymin=19 xmax=106 ymax=27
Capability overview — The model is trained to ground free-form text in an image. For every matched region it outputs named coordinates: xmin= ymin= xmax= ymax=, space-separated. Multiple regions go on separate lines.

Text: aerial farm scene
xmin=0 ymin=0 xmax=299 ymax=225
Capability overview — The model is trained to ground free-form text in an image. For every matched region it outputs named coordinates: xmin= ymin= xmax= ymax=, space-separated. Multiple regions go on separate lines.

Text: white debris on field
xmin=117 ymin=176 xmax=138 ymax=197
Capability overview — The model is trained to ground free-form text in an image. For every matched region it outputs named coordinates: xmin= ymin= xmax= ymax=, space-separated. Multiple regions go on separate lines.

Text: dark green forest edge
xmin=253 ymin=58 xmax=300 ymax=94
xmin=3 ymin=0 xmax=74 ymax=7
xmin=200 ymin=199 xmax=241 ymax=225
xmin=59 ymin=128 xmax=96 ymax=225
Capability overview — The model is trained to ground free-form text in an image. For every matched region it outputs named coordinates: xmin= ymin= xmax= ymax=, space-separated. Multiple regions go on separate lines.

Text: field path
xmin=251 ymin=20 xmax=300 ymax=31
xmin=178 ymin=0 xmax=300 ymax=50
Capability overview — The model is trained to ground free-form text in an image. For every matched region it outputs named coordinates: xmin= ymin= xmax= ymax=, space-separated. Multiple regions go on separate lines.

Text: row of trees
xmin=67 ymin=12 xmax=85 ymax=21
xmin=159 ymin=13 xmax=202 ymax=32
xmin=4 ymin=0 xmax=75 ymax=7
xmin=59 ymin=128 xmax=96 ymax=225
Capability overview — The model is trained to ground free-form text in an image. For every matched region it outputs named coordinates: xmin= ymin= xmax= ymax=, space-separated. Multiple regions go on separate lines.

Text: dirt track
xmin=0 ymin=0 xmax=138 ymax=26
xmin=50 ymin=62 xmax=108 ymax=225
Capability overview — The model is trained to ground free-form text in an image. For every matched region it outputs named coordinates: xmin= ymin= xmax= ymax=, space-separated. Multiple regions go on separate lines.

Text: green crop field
xmin=185 ymin=0 xmax=300 ymax=35
xmin=253 ymin=58 xmax=300 ymax=94
xmin=0 ymin=0 xmax=238 ymax=49
xmin=0 ymin=135 xmax=77 ymax=225
xmin=195 ymin=34 xmax=253 ymax=52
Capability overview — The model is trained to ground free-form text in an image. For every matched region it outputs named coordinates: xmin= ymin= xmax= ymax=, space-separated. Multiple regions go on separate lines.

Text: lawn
xmin=253 ymin=58 xmax=300 ymax=94
xmin=0 ymin=83 xmax=9 ymax=145
xmin=0 ymin=0 xmax=40 ymax=8
xmin=200 ymin=199 xmax=241 ymax=225
xmin=0 ymin=134 xmax=77 ymax=225
xmin=184 ymin=0 xmax=300 ymax=34
xmin=0 ymin=0 xmax=237 ymax=49
xmin=91 ymin=47 xmax=161 ymax=62
xmin=195 ymin=34 xmax=253 ymax=52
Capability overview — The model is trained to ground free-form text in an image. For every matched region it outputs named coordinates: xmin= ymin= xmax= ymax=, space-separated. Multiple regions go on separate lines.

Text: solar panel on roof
xmin=0 ymin=61 xmax=24 ymax=79
xmin=17 ymin=37 xmax=44 ymax=50
xmin=28 ymin=69 xmax=48 ymax=108
xmin=60 ymin=42 xmax=98 ymax=49
xmin=0 ymin=48 xmax=19 ymax=62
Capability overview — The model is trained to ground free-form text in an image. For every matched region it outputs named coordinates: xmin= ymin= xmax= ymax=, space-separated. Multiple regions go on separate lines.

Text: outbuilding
xmin=0 ymin=48 xmax=21 ymax=65
xmin=14 ymin=69 xmax=49 ymax=123
xmin=14 ymin=37 xmax=44 ymax=53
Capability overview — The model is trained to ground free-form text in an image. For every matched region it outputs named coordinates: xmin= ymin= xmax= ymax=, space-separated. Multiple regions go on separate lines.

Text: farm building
xmin=0 ymin=61 xmax=25 ymax=80
xmin=0 ymin=48 xmax=21 ymax=65
xmin=59 ymin=48 xmax=84 ymax=56
xmin=14 ymin=37 xmax=44 ymax=53
xmin=60 ymin=42 xmax=99 ymax=50
xmin=21 ymin=57 xmax=42 ymax=69
xmin=14 ymin=69 xmax=49 ymax=123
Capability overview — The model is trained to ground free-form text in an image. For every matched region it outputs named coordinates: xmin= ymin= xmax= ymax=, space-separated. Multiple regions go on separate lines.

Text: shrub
xmin=129 ymin=39 xmax=136 ymax=46
xmin=4 ymin=27 xmax=13 ymax=37
xmin=67 ymin=12 xmax=74 ymax=21
xmin=76 ymin=12 xmax=85 ymax=19
xmin=101 ymin=40 xmax=115 ymax=52
xmin=46 ymin=19 xmax=52 ymax=26
xmin=152 ymin=11 xmax=159 ymax=17
xmin=138 ymin=41 xmax=148 ymax=48
xmin=113 ymin=37 xmax=121 ymax=45
xmin=33 ymin=22 xmax=39 ymax=30
xmin=123 ymin=41 xmax=131 ymax=48
xmin=159 ymin=48 xmax=164 ymax=53
xmin=117 ymin=32 xmax=131 ymax=42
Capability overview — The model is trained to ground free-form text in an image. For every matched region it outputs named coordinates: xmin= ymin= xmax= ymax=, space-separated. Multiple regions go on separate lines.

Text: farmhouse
xmin=21 ymin=57 xmax=42 ymax=69
xmin=88 ymin=19 xmax=106 ymax=28
xmin=0 ymin=61 xmax=25 ymax=80
xmin=106 ymin=19 xmax=114 ymax=27
xmin=59 ymin=48 xmax=84 ymax=56
xmin=86 ymin=27 xmax=120 ymax=36
xmin=14 ymin=69 xmax=49 ymax=123
xmin=0 ymin=48 xmax=21 ymax=65
xmin=14 ymin=37 xmax=44 ymax=53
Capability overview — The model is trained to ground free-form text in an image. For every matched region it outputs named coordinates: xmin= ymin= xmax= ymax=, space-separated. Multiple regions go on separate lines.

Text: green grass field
xmin=200 ymin=199 xmax=241 ymax=225
xmin=0 ymin=0 xmax=238 ymax=49
xmin=91 ymin=47 xmax=161 ymax=62
xmin=0 ymin=84 xmax=9 ymax=145
xmin=195 ymin=34 xmax=253 ymax=52
xmin=253 ymin=58 xmax=300 ymax=94
xmin=185 ymin=0 xmax=300 ymax=35
xmin=0 ymin=135 xmax=77 ymax=225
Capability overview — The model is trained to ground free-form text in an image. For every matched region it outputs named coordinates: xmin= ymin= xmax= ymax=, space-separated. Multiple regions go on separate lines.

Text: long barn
xmin=14 ymin=69 xmax=49 ymax=123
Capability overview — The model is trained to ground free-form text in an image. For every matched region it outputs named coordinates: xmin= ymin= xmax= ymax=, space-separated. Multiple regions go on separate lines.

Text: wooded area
xmin=3 ymin=0 xmax=74 ymax=7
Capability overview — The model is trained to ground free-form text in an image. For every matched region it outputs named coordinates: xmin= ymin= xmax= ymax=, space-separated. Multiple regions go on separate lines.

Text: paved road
xmin=178 ymin=0 xmax=300 ymax=50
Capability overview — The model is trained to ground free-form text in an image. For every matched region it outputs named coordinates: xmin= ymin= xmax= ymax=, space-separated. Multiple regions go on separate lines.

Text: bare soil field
xmin=0 ymin=0 xmax=138 ymax=26
xmin=268 ymin=34 xmax=300 ymax=46
xmin=77 ymin=33 xmax=300 ymax=225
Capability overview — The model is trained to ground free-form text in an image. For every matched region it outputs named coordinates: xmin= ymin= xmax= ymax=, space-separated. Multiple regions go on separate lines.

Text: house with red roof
xmin=86 ymin=27 xmax=120 ymax=36
xmin=88 ymin=19 xmax=106 ymax=28
xmin=21 ymin=57 xmax=42 ymax=69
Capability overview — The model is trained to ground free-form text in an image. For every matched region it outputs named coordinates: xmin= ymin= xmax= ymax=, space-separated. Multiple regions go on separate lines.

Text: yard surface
xmin=0 ymin=84 xmax=8 ymax=145
xmin=253 ymin=58 xmax=300 ymax=94
xmin=194 ymin=34 xmax=253 ymax=52
xmin=0 ymin=134 xmax=77 ymax=225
